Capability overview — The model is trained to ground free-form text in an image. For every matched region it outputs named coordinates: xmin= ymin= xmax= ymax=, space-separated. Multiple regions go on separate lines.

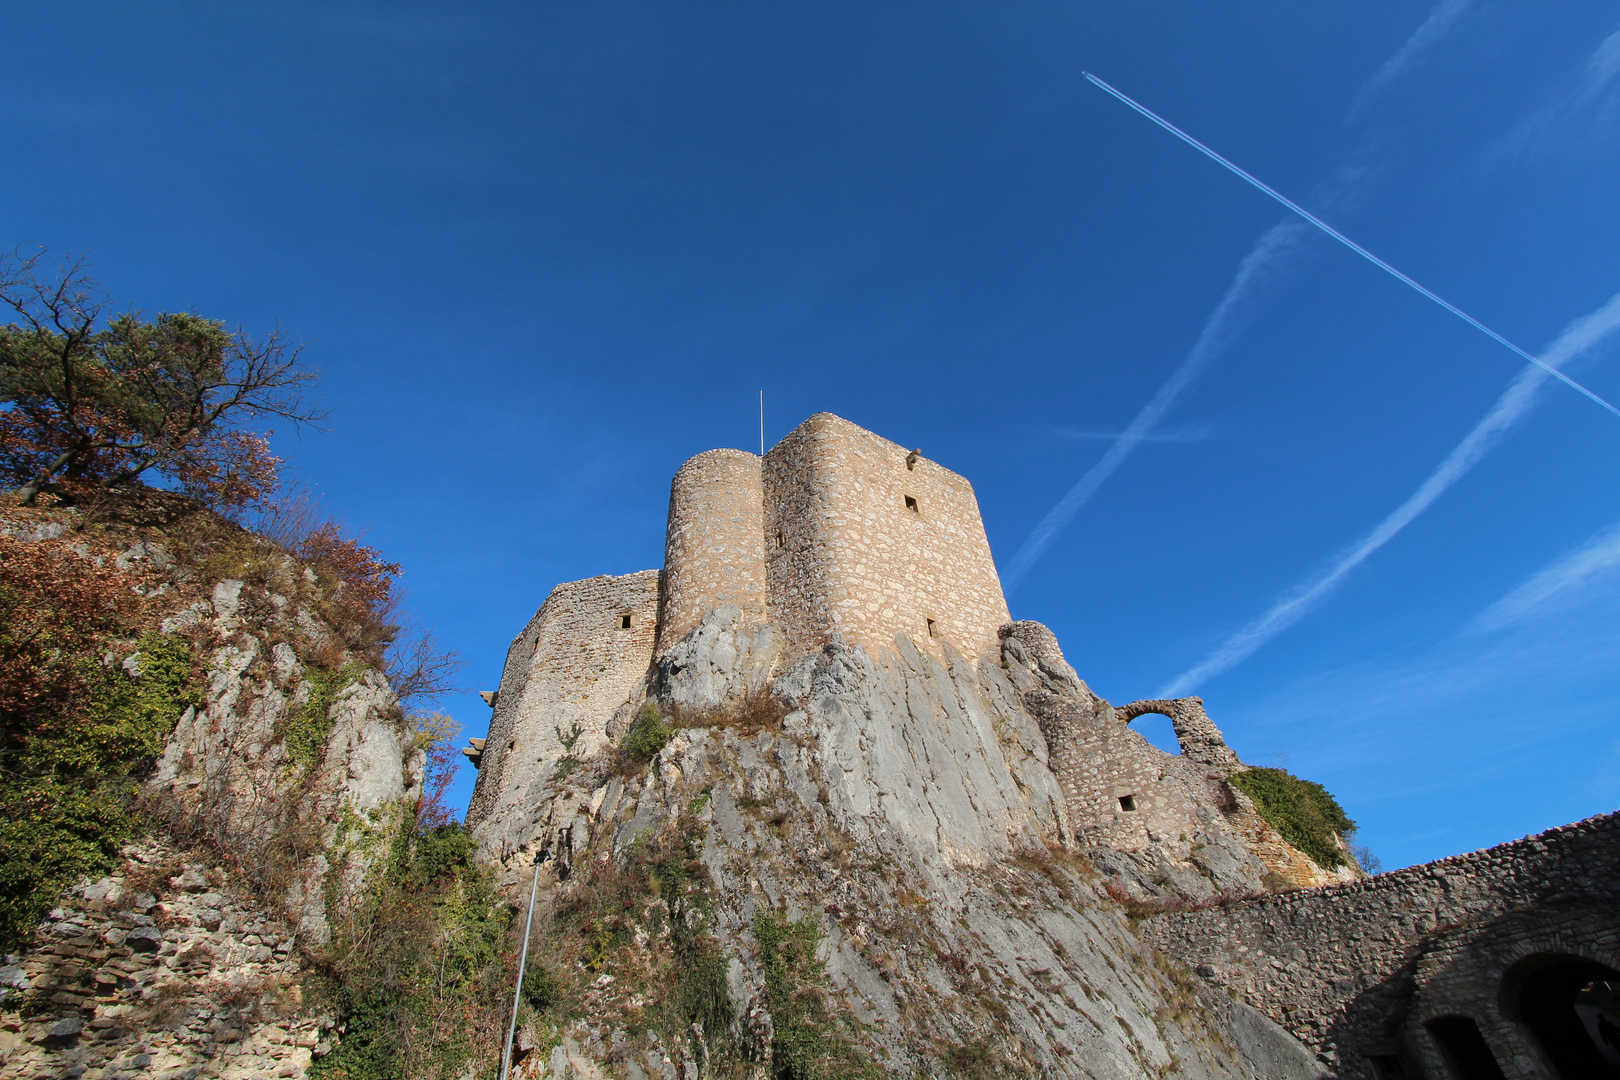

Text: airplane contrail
xmin=1004 ymin=6 xmax=1487 ymax=590
xmin=1001 ymin=218 xmax=1305 ymax=590
xmin=1083 ymin=71 xmax=1620 ymax=420
xmin=1159 ymin=289 xmax=1620 ymax=697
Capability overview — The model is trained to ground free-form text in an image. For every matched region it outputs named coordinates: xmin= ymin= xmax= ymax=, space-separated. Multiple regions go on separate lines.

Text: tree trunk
xmin=17 ymin=449 xmax=77 ymax=506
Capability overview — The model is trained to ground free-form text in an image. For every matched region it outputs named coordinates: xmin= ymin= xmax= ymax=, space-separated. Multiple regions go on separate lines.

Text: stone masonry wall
xmin=0 ymin=839 xmax=325 ymax=1080
xmin=1139 ymin=811 xmax=1620 ymax=1079
xmin=999 ymin=623 xmax=1338 ymax=900
xmin=659 ymin=449 xmax=767 ymax=652
xmin=762 ymin=413 xmax=1009 ymax=663
xmin=465 ymin=571 xmax=659 ymax=844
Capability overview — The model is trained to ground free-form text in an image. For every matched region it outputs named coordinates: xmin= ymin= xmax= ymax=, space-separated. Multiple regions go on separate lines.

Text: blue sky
xmin=5 ymin=2 xmax=1619 ymax=871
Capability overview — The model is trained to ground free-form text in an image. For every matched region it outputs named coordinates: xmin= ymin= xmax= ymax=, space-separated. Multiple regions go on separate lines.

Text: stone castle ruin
xmin=467 ymin=412 xmax=1619 ymax=1080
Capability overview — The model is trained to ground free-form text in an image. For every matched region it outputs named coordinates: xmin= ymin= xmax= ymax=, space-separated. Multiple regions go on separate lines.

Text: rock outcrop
xmin=495 ymin=615 xmax=1329 ymax=1079
xmin=0 ymin=497 xmax=425 ymax=1080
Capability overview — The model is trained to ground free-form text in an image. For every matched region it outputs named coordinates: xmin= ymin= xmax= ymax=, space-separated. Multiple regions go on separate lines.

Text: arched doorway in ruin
xmin=1504 ymin=953 xmax=1620 ymax=1079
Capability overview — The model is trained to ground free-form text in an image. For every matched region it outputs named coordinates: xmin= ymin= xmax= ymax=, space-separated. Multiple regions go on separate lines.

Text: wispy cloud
xmin=1349 ymin=0 xmax=1476 ymax=119
xmin=1160 ymin=290 xmax=1620 ymax=697
xmin=1505 ymin=24 xmax=1620 ymax=156
xmin=1469 ymin=518 xmax=1620 ymax=633
xmin=1226 ymin=524 xmax=1620 ymax=866
xmin=1004 ymin=1 xmax=1475 ymax=592
xmin=1001 ymin=219 xmax=1307 ymax=590
xmin=1051 ymin=424 xmax=1213 ymax=444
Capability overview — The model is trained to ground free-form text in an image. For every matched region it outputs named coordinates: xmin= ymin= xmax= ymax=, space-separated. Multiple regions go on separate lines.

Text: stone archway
xmin=1505 ymin=953 xmax=1620 ymax=1079
xmin=1113 ymin=698 xmax=1242 ymax=772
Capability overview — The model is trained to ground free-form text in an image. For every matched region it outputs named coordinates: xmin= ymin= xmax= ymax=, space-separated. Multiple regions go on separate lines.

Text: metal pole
xmin=759 ymin=390 xmax=764 ymax=456
xmin=500 ymin=853 xmax=544 ymax=1080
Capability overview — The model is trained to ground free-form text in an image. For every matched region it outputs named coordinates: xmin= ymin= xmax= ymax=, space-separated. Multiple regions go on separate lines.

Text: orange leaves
xmin=0 ymin=529 xmax=144 ymax=726
xmin=299 ymin=522 xmax=402 ymax=618
xmin=171 ymin=430 xmax=283 ymax=511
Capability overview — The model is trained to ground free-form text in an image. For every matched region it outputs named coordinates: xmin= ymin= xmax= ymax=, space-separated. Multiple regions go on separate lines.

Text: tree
xmin=0 ymin=248 xmax=323 ymax=508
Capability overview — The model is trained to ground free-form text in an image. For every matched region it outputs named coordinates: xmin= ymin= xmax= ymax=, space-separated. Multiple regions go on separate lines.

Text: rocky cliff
xmin=0 ymin=495 xmax=428 ymax=1079
xmin=482 ymin=607 xmax=1332 ymax=1079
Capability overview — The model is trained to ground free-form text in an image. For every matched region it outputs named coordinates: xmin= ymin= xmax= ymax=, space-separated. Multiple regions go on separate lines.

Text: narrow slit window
xmin=1118 ymin=795 xmax=1137 ymax=812
xmin=926 ymin=618 xmax=938 ymax=638
xmin=619 ymin=614 xmax=633 ymax=629
xmin=904 ymin=495 xmax=919 ymax=514
xmin=775 ymin=531 xmax=785 ymax=549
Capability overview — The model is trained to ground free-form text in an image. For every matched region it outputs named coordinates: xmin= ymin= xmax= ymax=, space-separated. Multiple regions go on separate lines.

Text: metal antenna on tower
xmin=759 ymin=390 xmax=765 ymax=456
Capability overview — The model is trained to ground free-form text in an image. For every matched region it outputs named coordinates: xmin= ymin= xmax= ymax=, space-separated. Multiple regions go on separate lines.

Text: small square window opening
xmin=926 ymin=618 xmax=938 ymax=638
xmin=904 ymin=495 xmax=919 ymax=514
xmin=1118 ymin=795 xmax=1138 ymax=812
xmin=619 ymin=614 xmax=633 ymax=629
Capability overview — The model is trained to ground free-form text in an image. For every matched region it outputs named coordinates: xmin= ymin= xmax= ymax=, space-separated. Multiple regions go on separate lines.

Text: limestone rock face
xmin=147 ymin=579 xmax=423 ymax=942
xmin=501 ymin=625 xmax=1326 ymax=1079
xmin=652 ymin=604 xmax=783 ymax=714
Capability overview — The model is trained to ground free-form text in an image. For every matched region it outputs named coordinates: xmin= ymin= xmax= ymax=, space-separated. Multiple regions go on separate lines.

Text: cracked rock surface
xmin=506 ymin=627 xmax=1327 ymax=1079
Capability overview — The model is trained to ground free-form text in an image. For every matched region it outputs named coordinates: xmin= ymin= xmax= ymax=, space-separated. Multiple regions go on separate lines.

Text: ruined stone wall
xmin=659 ymin=449 xmax=767 ymax=652
xmin=999 ymin=623 xmax=1338 ymax=897
xmin=1140 ymin=812 xmax=1620 ymax=1079
xmin=761 ymin=413 xmax=1009 ymax=662
xmin=0 ymin=839 xmax=325 ymax=1080
xmin=465 ymin=571 xmax=658 ymax=842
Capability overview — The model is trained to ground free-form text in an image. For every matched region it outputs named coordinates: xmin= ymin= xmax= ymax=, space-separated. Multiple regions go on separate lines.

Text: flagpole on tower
xmin=759 ymin=390 xmax=764 ymax=456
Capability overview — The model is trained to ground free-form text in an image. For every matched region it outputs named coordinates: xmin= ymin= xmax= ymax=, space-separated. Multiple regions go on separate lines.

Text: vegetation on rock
xmin=1227 ymin=766 xmax=1355 ymax=871
xmin=755 ymin=909 xmax=878 ymax=1080
xmin=308 ymin=817 xmax=510 ymax=1080
xmin=622 ymin=701 xmax=674 ymax=766
xmin=0 ymin=626 xmax=200 ymax=949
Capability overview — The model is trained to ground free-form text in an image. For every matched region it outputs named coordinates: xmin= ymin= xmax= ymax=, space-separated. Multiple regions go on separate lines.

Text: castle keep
xmin=466 ymin=411 xmax=1620 ymax=1080
xmin=467 ymin=412 xmax=1015 ymax=827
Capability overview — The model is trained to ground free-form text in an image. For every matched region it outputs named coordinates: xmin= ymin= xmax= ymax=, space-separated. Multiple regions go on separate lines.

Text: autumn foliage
xmin=0 ymin=248 xmax=321 ymax=510
xmin=0 ymin=531 xmax=142 ymax=722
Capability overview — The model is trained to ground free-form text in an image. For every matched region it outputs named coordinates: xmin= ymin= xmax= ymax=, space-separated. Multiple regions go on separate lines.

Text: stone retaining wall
xmin=0 ymin=840 xmax=325 ymax=1080
xmin=1140 ymin=811 xmax=1620 ymax=1078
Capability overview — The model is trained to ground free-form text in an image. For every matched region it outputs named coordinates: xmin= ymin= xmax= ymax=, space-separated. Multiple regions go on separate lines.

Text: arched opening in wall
xmin=1505 ymin=954 xmax=1620 ymax=1079
xmin=1126 ymin=712 xmax=1181 ymax=756
xmin=1423 ymin=1016 xmax=1506 ymax=1080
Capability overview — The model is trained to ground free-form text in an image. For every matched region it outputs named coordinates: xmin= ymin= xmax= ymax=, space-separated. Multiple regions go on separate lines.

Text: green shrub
xmin=281 ymin=662 xmax=365 ymax=772
xmin=409 ymin=823 xmax=474 ymax=887
xmin=310 ymin=822 xmax=511 ymax=1080
xmin=755 ymin=911 xmax=877 ymax=1080
xmin=0 ymin=632 xmax=200 ymax=950
xmin=522 ymin=965 xmax=561 ymax=1012
xmin=1227 ymin=766 xmax=1354 ymax=870
xmin=622 ymin=703 xmax=672 ymax=765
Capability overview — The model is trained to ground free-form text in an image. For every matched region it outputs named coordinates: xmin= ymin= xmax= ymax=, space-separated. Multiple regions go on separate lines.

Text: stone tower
xmin=663 ymin=412 xmax=1010 ymax=662
xmin=467 ymin=412 xmax=1010 ymax=832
